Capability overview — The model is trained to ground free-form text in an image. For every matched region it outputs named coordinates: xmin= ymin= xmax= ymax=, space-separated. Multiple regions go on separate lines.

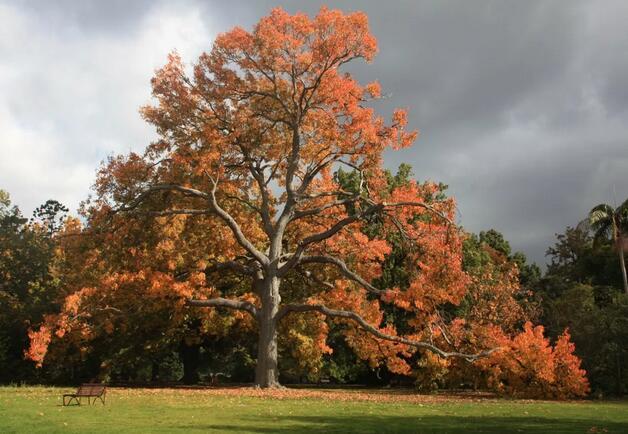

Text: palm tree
xmin=589 ymin=199 xmax=628 ymax=294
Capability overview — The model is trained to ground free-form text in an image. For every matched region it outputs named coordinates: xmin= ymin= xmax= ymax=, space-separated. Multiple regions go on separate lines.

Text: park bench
xmin=63 ymin=383 xmax=106 ymax=406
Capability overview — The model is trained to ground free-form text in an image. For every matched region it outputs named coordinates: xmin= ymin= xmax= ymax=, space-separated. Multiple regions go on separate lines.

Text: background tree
xmin=31 ymin=200 xmax=69 ymax=236
xmin=539 ymin=222 xmax=628 ymax=396
xmin=589 ymin=201 xmax=628 ymax=294
xmin=0 ymin=190 xmax=66 ymax=383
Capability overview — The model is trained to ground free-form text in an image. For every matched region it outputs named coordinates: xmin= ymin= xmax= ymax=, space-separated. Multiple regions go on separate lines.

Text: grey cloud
xmin=1 ymin=0 xmax=627 ymax=266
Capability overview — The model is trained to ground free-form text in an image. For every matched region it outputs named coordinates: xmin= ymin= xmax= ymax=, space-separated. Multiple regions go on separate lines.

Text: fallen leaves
xmin=106 ymin=386 xmax=511 ymax=405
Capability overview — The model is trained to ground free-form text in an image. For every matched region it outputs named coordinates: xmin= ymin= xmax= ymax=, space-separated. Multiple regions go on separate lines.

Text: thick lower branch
xmin=187 ymin=297 xmax=258 ymax=319
xmin=277 ymin=303 xmax=498 ymax=362
xmin=204 ymin=259 xmax=257 ymax=276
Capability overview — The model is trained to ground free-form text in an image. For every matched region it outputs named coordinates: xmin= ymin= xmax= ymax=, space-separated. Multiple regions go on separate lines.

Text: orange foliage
xmin=476 ymin=323 xmax=590 ymax=399
xmin=25 ymin=322 xmax=52 ymax=368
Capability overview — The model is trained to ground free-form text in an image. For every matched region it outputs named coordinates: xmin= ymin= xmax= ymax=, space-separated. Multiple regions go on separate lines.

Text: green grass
xmin=0 ymin=386 xmax=627 ymax=433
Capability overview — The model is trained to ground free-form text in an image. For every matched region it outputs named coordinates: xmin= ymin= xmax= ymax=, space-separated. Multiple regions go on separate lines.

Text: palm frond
xmin=589 ymin=203 xmax=614 ymax=229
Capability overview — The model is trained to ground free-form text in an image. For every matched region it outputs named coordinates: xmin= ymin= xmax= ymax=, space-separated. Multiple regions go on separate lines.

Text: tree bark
xmin=618 ymin=236 xmax=628 ymax=294
xmin=179 ymin=340 xmax=201 ymax=385
xmin=254 ymin=276 xmax=281 ymax=388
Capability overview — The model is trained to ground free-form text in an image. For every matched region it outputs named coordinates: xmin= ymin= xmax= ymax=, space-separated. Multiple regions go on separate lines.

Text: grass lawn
xmin=0 ymin=386 xmax=626 ymax=433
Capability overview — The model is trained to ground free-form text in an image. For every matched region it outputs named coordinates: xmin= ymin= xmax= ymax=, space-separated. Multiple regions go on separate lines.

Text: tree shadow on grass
xmin=185 ymin=414 xmax=628 ymax=434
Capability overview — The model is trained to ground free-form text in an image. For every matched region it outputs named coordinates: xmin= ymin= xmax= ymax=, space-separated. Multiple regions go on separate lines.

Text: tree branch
xmin=117 ymin=184 xmax=211 ymax=213
xmin=279 ymin=204 xmax=383 ymax=273
xmin=207 ymin=176 xmax=269 ymax=266
xmin=187 ymin=297 xmax=258 ymax=319
xmin=277 ymin=303 xmax=498 ymax=362
xmin=204 ymin=259 xmax=257 ymax=276
xmin=145 ymin=209 xmax=212 ymax=216
xmin=291 ymin=195 xmax=360 ymax=221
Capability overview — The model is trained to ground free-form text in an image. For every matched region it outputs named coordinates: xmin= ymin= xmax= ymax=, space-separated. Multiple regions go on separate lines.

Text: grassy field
xmin=0 ymin=386 xmax=627 ymax=433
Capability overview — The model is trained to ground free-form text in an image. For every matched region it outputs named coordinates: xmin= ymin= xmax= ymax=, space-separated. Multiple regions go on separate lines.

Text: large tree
xmin=32 ymin=8 xmax=494 ymax=388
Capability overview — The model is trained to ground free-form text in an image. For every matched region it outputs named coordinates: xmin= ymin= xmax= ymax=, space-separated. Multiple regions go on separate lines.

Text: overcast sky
xmin=1 ymin=0 xmax=627 ymax=266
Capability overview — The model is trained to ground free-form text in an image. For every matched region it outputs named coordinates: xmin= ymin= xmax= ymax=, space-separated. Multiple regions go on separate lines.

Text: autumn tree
xmin=65 ymin=7 xmax=501 ymax=388
xmin=28 ymin=8 xmax=491 ymax=387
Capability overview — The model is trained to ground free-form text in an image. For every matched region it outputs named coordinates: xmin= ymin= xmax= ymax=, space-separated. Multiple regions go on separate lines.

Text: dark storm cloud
xmin=1 ymin=0 xmax=627 ymax=265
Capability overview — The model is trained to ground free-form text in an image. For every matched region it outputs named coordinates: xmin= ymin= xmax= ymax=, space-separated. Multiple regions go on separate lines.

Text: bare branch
xmin=279 ymin=204 xmax=383 ymax=273
xmin=204 ymin=259 xmax=257 ymax=276
xmin=245 ymin=159 xmax=275 ymax=237
xmin=296 ymin=190 xmax=354 ymax=200
xmin=187 ymin=297 xmax=258 ymax=319
xmin=293 ymin=266 xmax=335 ymax=291
xmin=277 ymin=303 xmax=499 ymax=362
xmin=116 ymin=184 xmax=211 ymax=213
xmin=145 ymin=209 xmax=212 ymax=217
xmin=291 ymin=195 xmax=359 ymax=221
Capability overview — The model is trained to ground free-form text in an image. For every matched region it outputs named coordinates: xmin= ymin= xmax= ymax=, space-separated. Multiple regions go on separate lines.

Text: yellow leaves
xmin=280 ymin=310 xmax=332 ymax=377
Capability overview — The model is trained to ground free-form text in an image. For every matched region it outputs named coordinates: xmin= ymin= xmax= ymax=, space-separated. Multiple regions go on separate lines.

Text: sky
xmin=1 ymin=0 xmax=627 ymax=266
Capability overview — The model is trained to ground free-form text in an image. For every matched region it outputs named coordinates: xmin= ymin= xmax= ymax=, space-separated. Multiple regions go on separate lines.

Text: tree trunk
xmin=618 ymin=237 xmax=628 ymax=294
xmin=179 ymin=340 xmax=201 ymax=385
xmin=254 ymin=276 xmax=281 ymax=388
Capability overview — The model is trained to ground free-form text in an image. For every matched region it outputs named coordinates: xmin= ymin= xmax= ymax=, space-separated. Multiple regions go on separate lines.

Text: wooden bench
xmin=63 ymin=383 xmax=106 ymax=406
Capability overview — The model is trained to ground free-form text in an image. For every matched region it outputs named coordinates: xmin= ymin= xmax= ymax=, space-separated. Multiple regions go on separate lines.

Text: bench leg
xmin=63 ymin=396 xmax=79 ymax=406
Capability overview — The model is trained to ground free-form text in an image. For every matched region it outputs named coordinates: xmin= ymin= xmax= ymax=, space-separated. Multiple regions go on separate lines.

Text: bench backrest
xmin=76 ymin=383 xmax=105 ymax=397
